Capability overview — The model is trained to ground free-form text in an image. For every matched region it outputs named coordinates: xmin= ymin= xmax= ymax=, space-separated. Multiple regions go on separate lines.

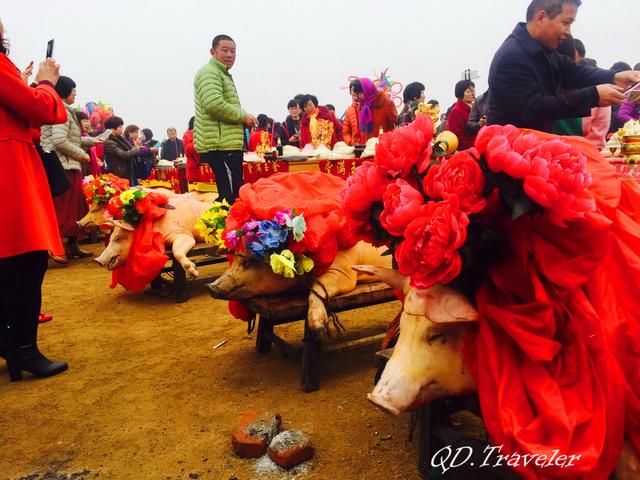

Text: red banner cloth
xmin=318 ymin=158 xmax=365 ymax=179
xmin=243 ymin=161 xmax=289 ymax=184
xmin=110 ymin=191 xmax=170 ymax=292
xmin=468 ymin=132 xmax=640 ymax=479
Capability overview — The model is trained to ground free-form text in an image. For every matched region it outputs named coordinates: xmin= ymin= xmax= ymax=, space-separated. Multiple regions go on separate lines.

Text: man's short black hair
xmin=403 ymin=82 xmax=426 ymax=102
xmin=256 ymin=114 xmax=270 ymax=129
xmin=104 ymin=116 xmax=124 ymax=130
xmin=634 ymin=63 xmax=640 ymax=71
xmin=611 ymin=61 xmax=631 ymax=73
xmin=349 ymin=79 xmax=363 ymax=94
xmin=526 ymin=0 xmax=582 ymax=22
xmin=212 ymin=34 xmax=234 ymax=49
xmin=454 ymin=80 xmax=475 ymax=100
xmin=574 ymin=38 xmax=586 ymax=58
xmin=287 ymin=99 xmax=299 ymax=109
xmin=326 ymin=104 xmax=335 ymax=112
xmin=299 ymin=94 xmax=319 ymax=108
xmin=427 ymin=99 xmax=439 ymax=106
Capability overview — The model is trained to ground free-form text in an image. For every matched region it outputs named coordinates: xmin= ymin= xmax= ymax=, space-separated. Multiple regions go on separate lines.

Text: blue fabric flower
xmin=258 ymin=220 xmax=288 ymax=249
xmin=248 ymin=241 xmax=267 ymax=259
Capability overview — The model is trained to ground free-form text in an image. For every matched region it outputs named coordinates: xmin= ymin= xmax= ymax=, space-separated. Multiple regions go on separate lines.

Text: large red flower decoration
xmin=342 ymin=161 xmax=390 ymax=214
xmin=380 ymin=179 xmax=424 ymax=237
xmin=395 ymin=197 xmax=469 ymax=289
xmin=423 ymin=149 xmax=486 ymax=214
xmin=375 ymin=114 xmax=434 ymax=177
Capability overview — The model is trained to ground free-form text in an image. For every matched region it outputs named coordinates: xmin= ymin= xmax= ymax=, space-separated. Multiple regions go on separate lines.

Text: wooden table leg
xmin=301 ymin=318 xmax=320 ymax=393
xmin=255 ymin=315 xmax=273 ymax=354
xmin=172 ymin=259 xmax=189 ymax=303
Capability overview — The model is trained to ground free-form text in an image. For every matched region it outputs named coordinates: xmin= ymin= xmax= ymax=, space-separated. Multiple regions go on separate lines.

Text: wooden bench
xmin=241 ymin=282 xmax=398 ymax=392
xmin=150 ymin=243 xmax=227 ymax=303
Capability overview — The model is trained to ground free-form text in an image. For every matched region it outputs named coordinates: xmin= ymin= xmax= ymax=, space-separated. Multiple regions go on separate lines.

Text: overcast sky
xmin=1 ymin=0 xmax=638 ymax=141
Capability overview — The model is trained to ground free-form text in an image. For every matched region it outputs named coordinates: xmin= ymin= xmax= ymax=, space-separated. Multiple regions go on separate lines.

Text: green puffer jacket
xmin=194 ymin=58 xmax=246 ymax=153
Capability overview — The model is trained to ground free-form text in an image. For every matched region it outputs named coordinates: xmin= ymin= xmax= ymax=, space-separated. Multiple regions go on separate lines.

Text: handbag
xmin=36 ymin=145 xmax=71 ymax=197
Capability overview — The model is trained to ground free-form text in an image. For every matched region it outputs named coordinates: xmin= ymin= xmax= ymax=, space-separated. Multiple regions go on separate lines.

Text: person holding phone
xmin=280 ymin=99 xmax=302 ymax=148
xmin=41 ymin=76 xmax=103 ymax=261
xmin=488 ymin=0 xmax=640 ymax=132
xmin=0 ymin=19 xmax=69 ymax=380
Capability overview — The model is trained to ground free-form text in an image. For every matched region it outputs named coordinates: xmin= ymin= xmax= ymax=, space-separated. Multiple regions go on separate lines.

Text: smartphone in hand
xmin=624 ymin=82 xmax=640 ymax=103
xmin=46 ymin=39 xmax=54 ymax=59
xmin=97 ymin=129 xmax=112 ymax=140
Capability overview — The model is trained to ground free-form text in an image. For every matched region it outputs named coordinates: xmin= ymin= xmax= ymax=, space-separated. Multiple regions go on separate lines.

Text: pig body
xmin=208 ymin=241 xmax=393 ymax=334
xmin=95 ymin=193 xmax=215 ymax=278
xmin=78 ymin=189 xmax=217 ymax=229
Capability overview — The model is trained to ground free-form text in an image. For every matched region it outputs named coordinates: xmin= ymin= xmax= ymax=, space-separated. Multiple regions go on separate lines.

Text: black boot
xmin=6 ymin=343 xmax=68 ymax=382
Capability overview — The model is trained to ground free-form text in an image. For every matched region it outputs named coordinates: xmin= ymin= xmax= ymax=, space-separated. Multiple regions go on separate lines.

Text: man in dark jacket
xmin=488 ymin=0 xmax=640 ymax=132
xmin=160 ymin=127 xmax=184 ymax=160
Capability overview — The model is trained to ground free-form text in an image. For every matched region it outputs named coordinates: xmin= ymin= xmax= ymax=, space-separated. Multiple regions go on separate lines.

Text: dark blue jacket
xmin=488 ymin=23 xmax=614 ymax=132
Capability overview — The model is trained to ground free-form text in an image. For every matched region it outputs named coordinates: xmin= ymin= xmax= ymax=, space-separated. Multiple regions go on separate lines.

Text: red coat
xmin=300 ymin=105 xmax=343 ymax=148
xmin=248 ymin=129 xmax=275 ymax=152
xmin=446 ymin=99 xmax=475 ymax=150
xmin=0 ymin=54 xmax=67 ymax=258
xmin=183 ymin=129 xmax=202 ymax=182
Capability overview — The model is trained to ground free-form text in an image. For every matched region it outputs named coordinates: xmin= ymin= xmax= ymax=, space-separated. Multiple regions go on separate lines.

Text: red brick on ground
xmin=268 ymin=430 xmax=314 ymax=469
xmin=231 ymin=411 xmax=282 ymax=458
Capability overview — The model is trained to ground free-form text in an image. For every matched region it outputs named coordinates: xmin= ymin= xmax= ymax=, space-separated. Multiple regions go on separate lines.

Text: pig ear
xmin=352 ymin=265 xmax=410 ymax=295
xmin=419 ymin=285 xmax=478 ymax=324
xmin=113 ymin=220 xmax=135 ymax=232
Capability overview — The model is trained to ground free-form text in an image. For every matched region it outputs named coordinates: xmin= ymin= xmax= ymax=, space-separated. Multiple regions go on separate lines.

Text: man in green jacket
xmin=194 ymin=34 xmax=257 ymax=203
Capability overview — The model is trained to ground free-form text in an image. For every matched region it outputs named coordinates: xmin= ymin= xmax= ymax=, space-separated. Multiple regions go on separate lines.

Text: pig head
xmin=354 ymin=265 xmax=478 ymax=415
xmin=208 ymin=255 xmax=303 ymax=299
xmin=94 ymin=221 xmax=134 ymax=270
xmin=77 ymin=203 xmax=108 ymax=229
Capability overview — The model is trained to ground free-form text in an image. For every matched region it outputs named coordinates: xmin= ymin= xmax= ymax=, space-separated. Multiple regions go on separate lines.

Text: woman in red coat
xmin=183 ymin=116 xmax=205 ymax=182
xmin=299 ymin=94 xmax=343 ymax=148
xmin=446 ymin=80 xmax=476 ymax=150
xmin=0 ymin=21 xmax=68 ymax=381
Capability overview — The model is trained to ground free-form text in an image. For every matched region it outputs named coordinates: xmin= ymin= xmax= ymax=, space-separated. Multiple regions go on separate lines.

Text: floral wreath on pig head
xmin=82 ymin=174 xmax=130 ymax=206
xmin=342 ymin=115 xmax=595 ymax=297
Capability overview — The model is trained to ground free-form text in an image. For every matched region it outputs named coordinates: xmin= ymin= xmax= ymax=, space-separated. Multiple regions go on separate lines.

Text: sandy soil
xmin=0 ymin=242 xmax=422 ymax=480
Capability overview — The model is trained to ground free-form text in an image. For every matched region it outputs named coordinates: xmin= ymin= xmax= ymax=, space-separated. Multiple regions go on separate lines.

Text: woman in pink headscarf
xmin=342 ymin=77 xmax=397 ymax=146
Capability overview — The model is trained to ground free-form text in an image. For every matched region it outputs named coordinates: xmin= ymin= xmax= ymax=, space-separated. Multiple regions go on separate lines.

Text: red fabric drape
xmin=467 ymin=132 xmax=640 ymax=479
xmin=110 ymin=192 xmax=170 ymax=291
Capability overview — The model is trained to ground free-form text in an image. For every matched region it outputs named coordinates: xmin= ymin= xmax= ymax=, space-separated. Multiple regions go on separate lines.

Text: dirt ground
xmin=0 ymin=242 xmax=423 ymax=480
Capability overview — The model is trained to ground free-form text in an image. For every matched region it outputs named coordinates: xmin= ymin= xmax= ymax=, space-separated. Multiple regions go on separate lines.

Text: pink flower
xmin=273 ymin=208 xmax=292 ymax=225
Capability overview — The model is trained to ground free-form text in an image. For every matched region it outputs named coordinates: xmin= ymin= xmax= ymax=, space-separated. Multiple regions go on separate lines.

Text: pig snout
xmin=368 ymin=355 xmax=422 ymax=415
xmin=207 ymin=274 xmax=240 ymax=299
xmin=94 ymin=249 xmax=124 ymax=270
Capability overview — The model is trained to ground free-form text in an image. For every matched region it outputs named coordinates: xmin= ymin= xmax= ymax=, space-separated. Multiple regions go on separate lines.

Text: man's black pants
xmin=201 ymin=150 xmax=244 ymax=204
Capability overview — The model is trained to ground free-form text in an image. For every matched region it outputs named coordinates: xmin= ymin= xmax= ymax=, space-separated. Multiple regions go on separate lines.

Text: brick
xmin=231 ymin=412 xmax=281 ymax=458
xmin=268 ymin=430 xmax=314 ymax=469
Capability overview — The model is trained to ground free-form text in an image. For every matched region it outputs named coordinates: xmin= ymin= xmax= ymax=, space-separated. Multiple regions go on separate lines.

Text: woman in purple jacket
xmin=617 ymin=100 xmax=640 ymax=125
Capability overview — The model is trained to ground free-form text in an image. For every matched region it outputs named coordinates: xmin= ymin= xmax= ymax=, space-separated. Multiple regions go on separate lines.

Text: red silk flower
xmin=380 ymin=179 xmax=424 ymax=237
xmin=375 ymin=114 xmax=434 ymax=177
xmin=424 ymin=149 xmax=486 ymax=214
xmin=395 ymin=197 xmax=469 ymax=289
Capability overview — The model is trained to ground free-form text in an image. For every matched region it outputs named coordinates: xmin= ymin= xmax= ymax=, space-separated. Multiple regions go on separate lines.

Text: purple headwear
xmin=358 ymin=77 xmax=377 ymax=134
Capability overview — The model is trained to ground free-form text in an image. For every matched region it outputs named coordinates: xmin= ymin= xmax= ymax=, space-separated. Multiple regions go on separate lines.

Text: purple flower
xmin=225 ymin=230 xmax=240 ymax=249
xmin=242 ymin=219 xmax=261 ymax=232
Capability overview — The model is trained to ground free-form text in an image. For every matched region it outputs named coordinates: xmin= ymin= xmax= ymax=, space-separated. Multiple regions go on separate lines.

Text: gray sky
xmin=2 ymin=0 xmax=638 ymax=141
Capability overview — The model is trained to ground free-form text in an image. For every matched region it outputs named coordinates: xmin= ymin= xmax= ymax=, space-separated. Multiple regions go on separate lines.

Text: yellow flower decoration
xmin=295 ymin=255 xmax=314 ymax=275
xmin=120 ymin=190 xmax=134 ymax=204
xmin=270 ymin=250 xmax=297 ymax=278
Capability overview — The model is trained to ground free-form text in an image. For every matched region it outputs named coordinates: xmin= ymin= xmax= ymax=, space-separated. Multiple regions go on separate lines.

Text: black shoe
xmin=6 ymin=344 xmax=68 ymax=382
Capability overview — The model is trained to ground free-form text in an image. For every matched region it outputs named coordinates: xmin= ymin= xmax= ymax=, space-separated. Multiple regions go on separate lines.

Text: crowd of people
xmin=1 ymin=0 xmax=640 ymax=384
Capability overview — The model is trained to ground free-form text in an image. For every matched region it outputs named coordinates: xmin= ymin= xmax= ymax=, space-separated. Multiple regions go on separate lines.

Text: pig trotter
xmin=171 ymin=234 xmax=199 ymax=278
